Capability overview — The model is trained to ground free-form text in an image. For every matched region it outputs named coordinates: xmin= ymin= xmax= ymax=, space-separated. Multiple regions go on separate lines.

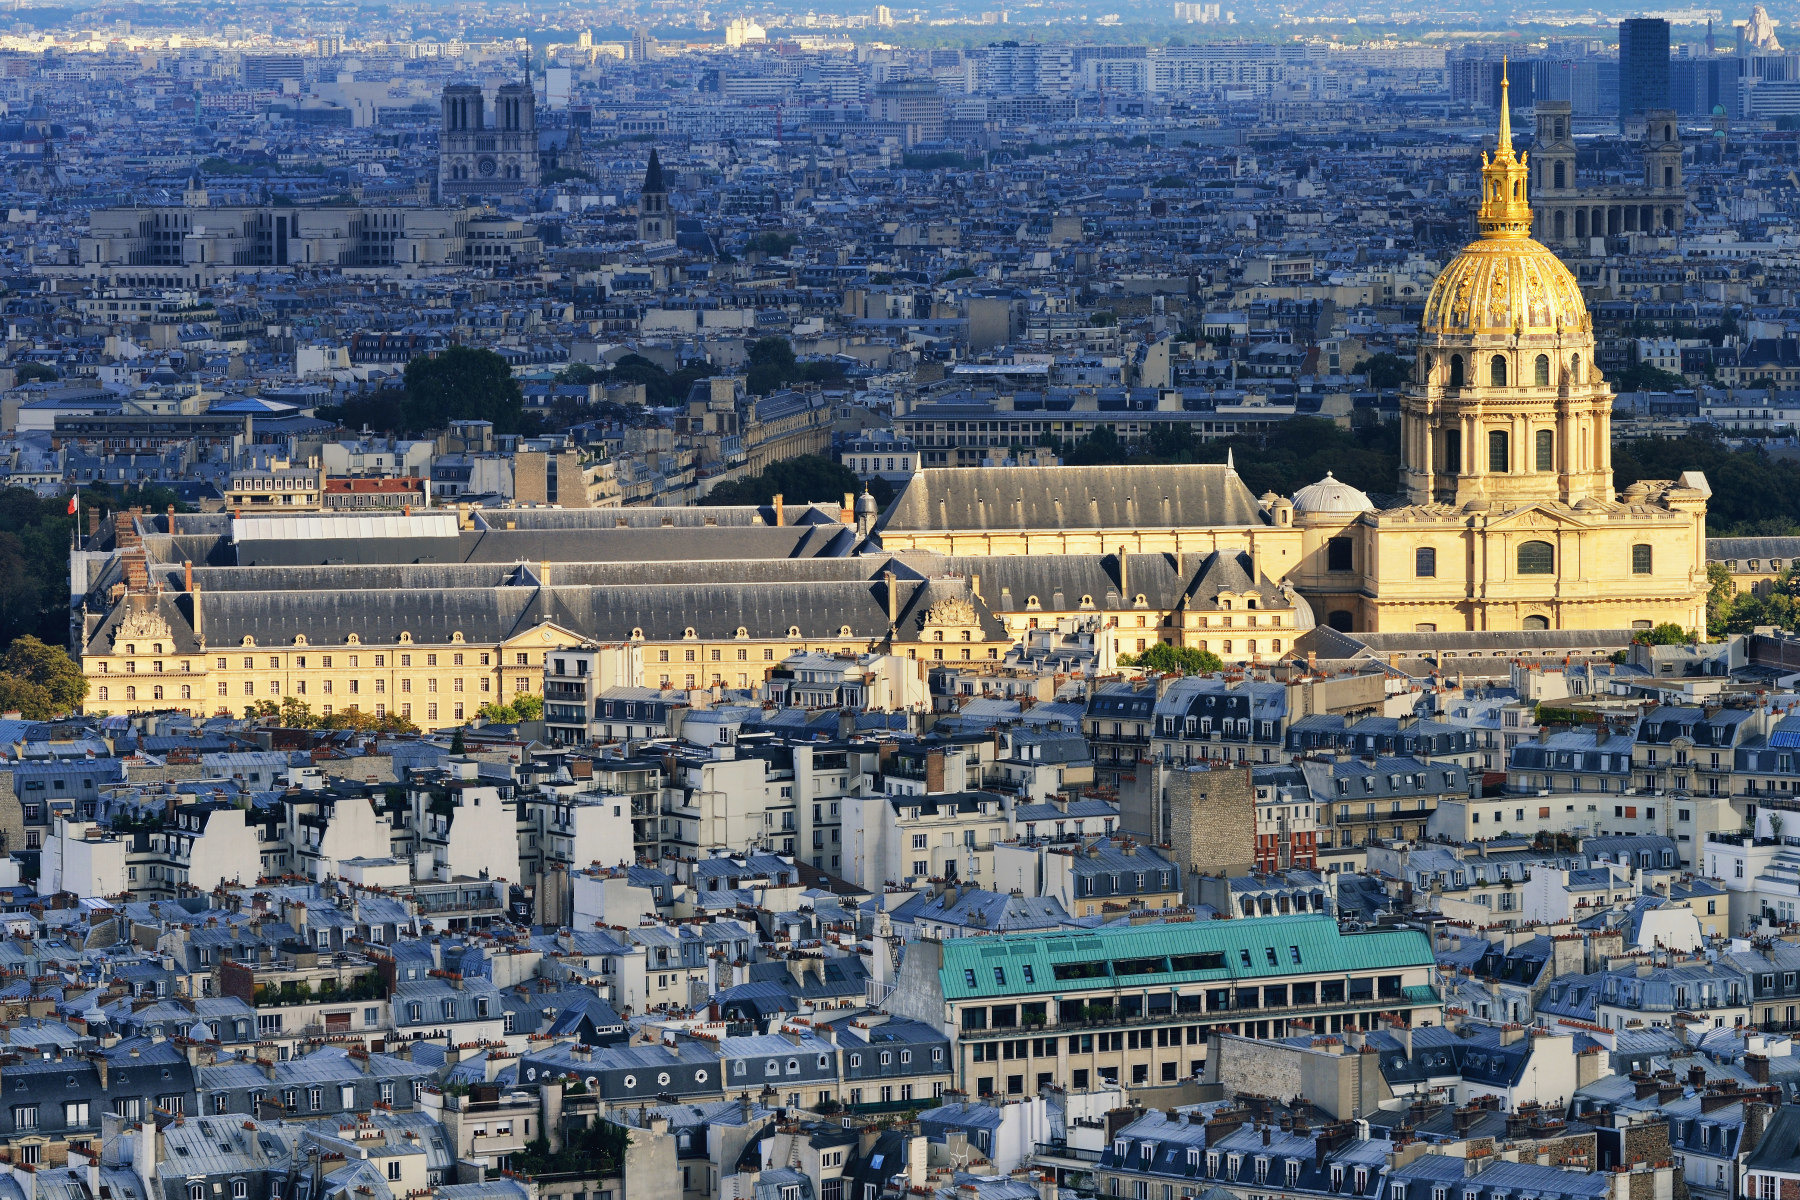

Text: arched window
xmin=1327 ymin=611 xmax=1354 ymax=632
xmin=1490 ymin=355 xmax=1508 ymax=386
xmin=1553 ymin=161 xmax=1565 ymax=188
xmin=1522 ymin=615 xmax=1550 ymax=630
xmin=125 ymin=686 xmax=136 ymax=701
xmin=1632 ymin=544 xmax=1653 ymax=575
xmin=97 ymin=687 xmax=108 ymax=701
xmin=1535 ymin=429 xmax=1554 ymax=472
xmin=152 ymin=686 xmax=163 ymax=701
xmin=1415 ymin=547 xmax=1436 ymax=578
xmin=1448 ymin=354 xmax=1464 ymax=387
xmin=1517 ymin=541 xmax=1555 ymax=575
xmin=1534 ymin=354 xmax=1550 ymax=387
xmin=1488 ymin=430 xmax=1509 ymax=473
xmin=180 ymin=685 xmax=191 ymax=699
xmin=190 ymin=1186 xmax=204 ymax=1200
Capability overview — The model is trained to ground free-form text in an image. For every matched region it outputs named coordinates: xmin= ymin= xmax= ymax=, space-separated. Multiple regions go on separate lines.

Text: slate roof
xmin=878 ymin=464 xmax=1268 ymax=533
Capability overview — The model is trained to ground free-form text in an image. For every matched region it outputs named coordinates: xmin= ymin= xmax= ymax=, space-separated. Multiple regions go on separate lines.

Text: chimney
xmin=183 ymin=560 xmax=193 ymax=591
xmin=772 ymin=494 xmax=785 ymax=526
xmin=540 ymin=560 xmax=551 ymax=587
xmin=1118 ymin=546 xmax=1129 ymax=602
xmin=884 ymin=571 xmax=899 ymax=628
xmin=1747 ymin=1054 xmax=1771 ymax=1084
xmin=841 ymin=492 xmax=855 ymax=524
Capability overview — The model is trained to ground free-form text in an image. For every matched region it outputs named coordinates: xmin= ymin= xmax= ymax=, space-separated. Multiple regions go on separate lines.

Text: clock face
xmin=477 ymin=157 xmax=497 ymax=177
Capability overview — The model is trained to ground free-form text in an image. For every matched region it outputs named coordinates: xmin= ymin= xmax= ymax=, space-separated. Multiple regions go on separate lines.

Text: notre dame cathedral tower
xmin=439 ymin=78 xmax=540 ymax=200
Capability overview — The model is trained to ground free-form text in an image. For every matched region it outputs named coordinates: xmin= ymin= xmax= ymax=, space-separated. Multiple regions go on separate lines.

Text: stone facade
xmin=1167 ymin=762 xmax=1255 ymax=888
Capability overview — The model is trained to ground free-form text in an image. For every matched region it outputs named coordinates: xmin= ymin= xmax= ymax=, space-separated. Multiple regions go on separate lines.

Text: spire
xmin=1476 ymin=57 xmax=1532 ymax=239
xmin=1494 ymin=58 xmax=1514 ymax=163
xmin=642 ymin=148 xmax=665 ymax=195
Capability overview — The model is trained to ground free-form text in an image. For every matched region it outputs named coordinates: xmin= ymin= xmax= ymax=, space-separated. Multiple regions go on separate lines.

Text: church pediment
xmin=1481 ymin=503 xmax=1594 ymax=532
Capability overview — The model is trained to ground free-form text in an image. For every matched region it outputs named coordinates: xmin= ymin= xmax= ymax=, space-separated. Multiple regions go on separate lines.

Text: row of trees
xmin=1116 ymin=643 xmax=1224 ymax=675
xmin=1041 ymin=416 xmax=1401 ymax=498
xmin=247 ymin=698 xmax=420 ymax=733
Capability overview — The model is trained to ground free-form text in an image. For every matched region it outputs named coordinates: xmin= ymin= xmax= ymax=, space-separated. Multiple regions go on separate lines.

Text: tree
xmin=279 ymin=696 xmax=318 ymax=728
xmin=449 ymin=729 xmax=466 ymax=754
xmin=1357 ymin=352 xmax=1411 ymax=390
xmin=401 ymin=345 xmax=530 ymax=434
xmin=702 ymin=455 xmax=866 ymax=508
xmin=1058 ymin=425 xmax=1130 ymax=466
xmin=0 ymin=637 xmax=86 ymax=713
xmin=1633 ymin=623 xmax=1693 ymax=646
xmin=744 ymin=336 xmax=846 ymax=396
xmin=477 ymin=695 xmax=543 ymax=723
xmin=317 ymin=706 xmax=419 ymax=734
xmin=0 ymin=674 xmax=55 ymax=720
xmin=1117 ymin=643 xmax=1224 ymax=675
xmin=12 ymin=362 xmax=56 ymax=383
xmin=557 ymin=362 xmax=603 ymax=385
xmin=1613 ymin=361 xmax=1690 ymax=393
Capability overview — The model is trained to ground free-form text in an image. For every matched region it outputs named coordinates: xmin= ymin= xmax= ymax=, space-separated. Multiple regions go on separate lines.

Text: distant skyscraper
xmin=1619 ymin=17 xmax=1671 ymax=132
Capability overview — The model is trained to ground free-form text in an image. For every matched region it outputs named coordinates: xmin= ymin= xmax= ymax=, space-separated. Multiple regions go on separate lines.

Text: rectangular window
xmin=1488 ymin=429 xmax=1509 ymax=473
xmin=1326 ymin=537 xmax=1352 ymax=572
xmin=1633 ymin=544 xmax=1653 ymax=574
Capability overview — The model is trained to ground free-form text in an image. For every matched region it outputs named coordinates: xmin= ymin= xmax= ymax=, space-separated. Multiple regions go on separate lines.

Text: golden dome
xmin=1418 ymin=59 xmax=1592 ymax=341
xmin=1420 ymin=236 xmax=1590 ymax=338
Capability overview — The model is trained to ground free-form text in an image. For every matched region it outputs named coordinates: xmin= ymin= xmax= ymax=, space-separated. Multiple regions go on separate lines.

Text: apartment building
xmin=886 ymin=914 xmax=1438 ymax=1097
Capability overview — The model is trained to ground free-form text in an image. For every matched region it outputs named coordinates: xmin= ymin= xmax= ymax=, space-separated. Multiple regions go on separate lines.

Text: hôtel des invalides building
xmin=75 ymin=80 xmax=1711 ymax=730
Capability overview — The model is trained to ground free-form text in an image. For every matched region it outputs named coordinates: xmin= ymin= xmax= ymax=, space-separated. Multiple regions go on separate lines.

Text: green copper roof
xmin=936 ymin=915 xmax=1433 ymax=1002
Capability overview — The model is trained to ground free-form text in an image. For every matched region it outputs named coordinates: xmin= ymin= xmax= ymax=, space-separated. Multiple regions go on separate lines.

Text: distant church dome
xmin=1291 ymin=471 xmax=1373 ymax=516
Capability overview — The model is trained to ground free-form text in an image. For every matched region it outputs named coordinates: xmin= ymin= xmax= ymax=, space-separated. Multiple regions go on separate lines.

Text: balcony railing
xmin=959 ymin=987 xmax=1436 ymax=1039
xmin=1333 ymin=806 xmax=1438 ymax=823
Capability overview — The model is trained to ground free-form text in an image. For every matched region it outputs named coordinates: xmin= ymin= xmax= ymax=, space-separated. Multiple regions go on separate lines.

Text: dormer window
xmin=1206 ymin=1152 xmax=1220 ymax=1177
